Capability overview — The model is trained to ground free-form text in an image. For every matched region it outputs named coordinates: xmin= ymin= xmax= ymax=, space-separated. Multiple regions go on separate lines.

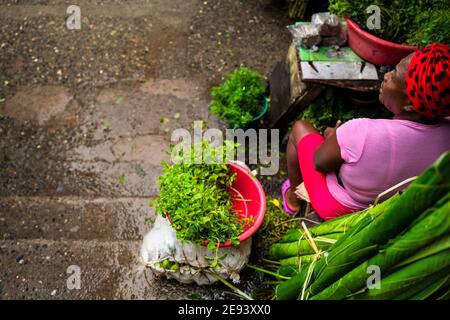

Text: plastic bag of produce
xmin=287 ymin=24 xmax=321 ymax=49
xmin=141 ymin=215 xmax=252 ymax=285
xmin=311 ymin=12 xmax=341 ymax=36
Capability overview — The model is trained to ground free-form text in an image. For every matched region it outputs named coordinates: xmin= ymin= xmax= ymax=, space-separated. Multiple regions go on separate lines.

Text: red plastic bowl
xmin=217 ymin=162 xmax=266 ymax=247
xmin=346 ymin=18 xmax=417 ymax=65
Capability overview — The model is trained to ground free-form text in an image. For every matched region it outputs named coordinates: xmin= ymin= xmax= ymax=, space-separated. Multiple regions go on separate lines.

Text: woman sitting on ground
xmin=282 ymin=43 xmax=450 ymax=220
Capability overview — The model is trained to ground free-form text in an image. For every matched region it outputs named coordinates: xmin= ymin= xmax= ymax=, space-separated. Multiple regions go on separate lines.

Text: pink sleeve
xmin=336 ymin=118 xmax=369 ymax=164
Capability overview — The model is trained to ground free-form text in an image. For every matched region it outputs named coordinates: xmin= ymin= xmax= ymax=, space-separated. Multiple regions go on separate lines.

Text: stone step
xmin=0 ymin=196 xmax=154 ymax=241
xmin=0 ymin=159 xmax=164 ymax=197
xmin=0 ymin=238 xmax=214 ymax=299
xmin=0 ymin=80 xmax=219 ymax=198
xmin=81 ymin=79 xmax=213 ymax=141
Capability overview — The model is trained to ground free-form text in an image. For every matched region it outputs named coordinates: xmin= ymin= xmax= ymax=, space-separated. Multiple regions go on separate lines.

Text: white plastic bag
xmin=141 ymin=215 xmax=252 ymax=285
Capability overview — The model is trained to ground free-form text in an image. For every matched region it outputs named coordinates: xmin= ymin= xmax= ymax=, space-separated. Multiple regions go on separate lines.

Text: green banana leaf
xmin=310 ymin=195 xmax=450 ymax=300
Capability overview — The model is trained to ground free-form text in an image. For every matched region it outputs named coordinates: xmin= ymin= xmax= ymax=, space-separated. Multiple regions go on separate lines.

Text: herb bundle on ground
xmin=151 ymin=141 xmax=251 ymax=251
xmin=211 ymin=67 xmax=267 ymax=129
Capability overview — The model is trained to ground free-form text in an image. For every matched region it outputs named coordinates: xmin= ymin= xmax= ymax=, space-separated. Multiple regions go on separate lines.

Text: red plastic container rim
xmin=217 ymin=162 xmax=266 ymax=247
xmin=346 ymin=18 xmax=417 ymax=51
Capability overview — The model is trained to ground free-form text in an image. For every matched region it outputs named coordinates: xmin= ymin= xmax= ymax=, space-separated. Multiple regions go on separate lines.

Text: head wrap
xmin=405 ymin=43 xmax=450 ymax=119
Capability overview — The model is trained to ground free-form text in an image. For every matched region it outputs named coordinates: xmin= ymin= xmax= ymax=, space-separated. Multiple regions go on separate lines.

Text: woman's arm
xmin=314 ymin=123 xmax=344 ymax=173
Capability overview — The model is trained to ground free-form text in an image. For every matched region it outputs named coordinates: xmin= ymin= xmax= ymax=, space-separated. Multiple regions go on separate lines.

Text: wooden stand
xmin=267 ymin=43 xmax=384 ymax=138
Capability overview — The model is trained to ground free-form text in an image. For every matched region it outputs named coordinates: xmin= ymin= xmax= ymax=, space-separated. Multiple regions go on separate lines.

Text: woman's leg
xmin=285 ymin=120 xmax=320 ymax=210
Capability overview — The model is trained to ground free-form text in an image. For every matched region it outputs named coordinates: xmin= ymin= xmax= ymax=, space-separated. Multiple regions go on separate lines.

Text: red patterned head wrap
xmin=405 ymin=43 xmax=450 ymax=119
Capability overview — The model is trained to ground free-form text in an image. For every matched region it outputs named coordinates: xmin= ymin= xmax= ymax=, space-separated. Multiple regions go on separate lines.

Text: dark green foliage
xmin=298 ymin=88 xmax=391 ymax=133
xmin=211 ymin=67 xmax=267 ymax=129
xmin=256 ymin=197 xmax=301 ymax=245
xmin=406 ymin=9 xmax=450 ymax=46
xmin=329 ymin=0 xmax=449 ymax=46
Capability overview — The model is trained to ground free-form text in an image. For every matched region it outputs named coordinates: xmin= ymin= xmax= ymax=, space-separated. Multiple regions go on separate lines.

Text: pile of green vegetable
xmin=265 ymin=151 xmax=450 ymax=300
xmin=211 ymin=67 xmax=267 ymax=129
xmin=256 ymin=197 xmax=303 ymax=246
xmin=329 ymin=0 xmax=450 ymax=46
xmin=151 ymin=141 xmax=252 ymax=253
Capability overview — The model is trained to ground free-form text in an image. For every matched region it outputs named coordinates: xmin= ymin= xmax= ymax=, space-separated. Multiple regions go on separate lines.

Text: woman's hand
xmin=324 ymin=120 xmax=342 ymax=140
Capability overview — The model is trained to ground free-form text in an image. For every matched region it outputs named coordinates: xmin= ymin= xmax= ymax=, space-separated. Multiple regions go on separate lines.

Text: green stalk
xmin=275 ymin=267 xmax=308 ymax=300
xmin=393 ymin=234 xmax=450 ymax=269
xmin=310 ymin=196 xmax=450 ymax=300
xmin=269 ymin=233 xmax=340 ymax=259
xmin=246 ymin=264 xmax=291 ymax=280
xmin=430 ymin=278 xmax=450 ymax=300
xmin=280 ymin=254 xmax=316 ymax=266
xmin=278 ymin=265 xmax=300 ymax=277
xmin=349 ymin=250 xmax=450 ymax=300
xmin=278 ymin=200 xmax=393 ymax=243
xmin=382 ymin=268 xmax=449 ymax=300
xmin=308 ymin=153 xmax=450 ymax=296
xmin=209 ymin=272 xmax=253 ymax=300
xmin=409 ymin=274 xmax=450 ymax=300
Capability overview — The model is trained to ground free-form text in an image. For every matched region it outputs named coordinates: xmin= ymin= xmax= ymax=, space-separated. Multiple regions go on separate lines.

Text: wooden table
xmin=267 ymin=43 xmax=385 ymax=138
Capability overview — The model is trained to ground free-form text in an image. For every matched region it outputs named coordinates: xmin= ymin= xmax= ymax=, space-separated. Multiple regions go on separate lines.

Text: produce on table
xmin=265 ymin=151 xmax=450 ymax=300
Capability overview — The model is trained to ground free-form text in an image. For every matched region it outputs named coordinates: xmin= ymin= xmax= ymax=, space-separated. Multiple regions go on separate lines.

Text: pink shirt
xmin=326 ymin=118 xmax=450 ymax=210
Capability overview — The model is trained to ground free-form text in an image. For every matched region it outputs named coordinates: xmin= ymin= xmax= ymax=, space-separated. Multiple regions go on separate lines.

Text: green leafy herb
xmin=210 ymin=67 xmax=267 ymax=129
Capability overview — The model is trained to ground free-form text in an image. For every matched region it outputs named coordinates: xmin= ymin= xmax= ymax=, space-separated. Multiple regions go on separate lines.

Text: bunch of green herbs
xmin=211 ymin=67 xmax=267 ymax=129
xmin=151 ymin=140 xmax=252 ymax=257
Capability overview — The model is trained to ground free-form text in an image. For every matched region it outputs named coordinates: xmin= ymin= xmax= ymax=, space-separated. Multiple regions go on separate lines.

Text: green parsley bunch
xmin=211 ymin=67 xmax=267 ymax=129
